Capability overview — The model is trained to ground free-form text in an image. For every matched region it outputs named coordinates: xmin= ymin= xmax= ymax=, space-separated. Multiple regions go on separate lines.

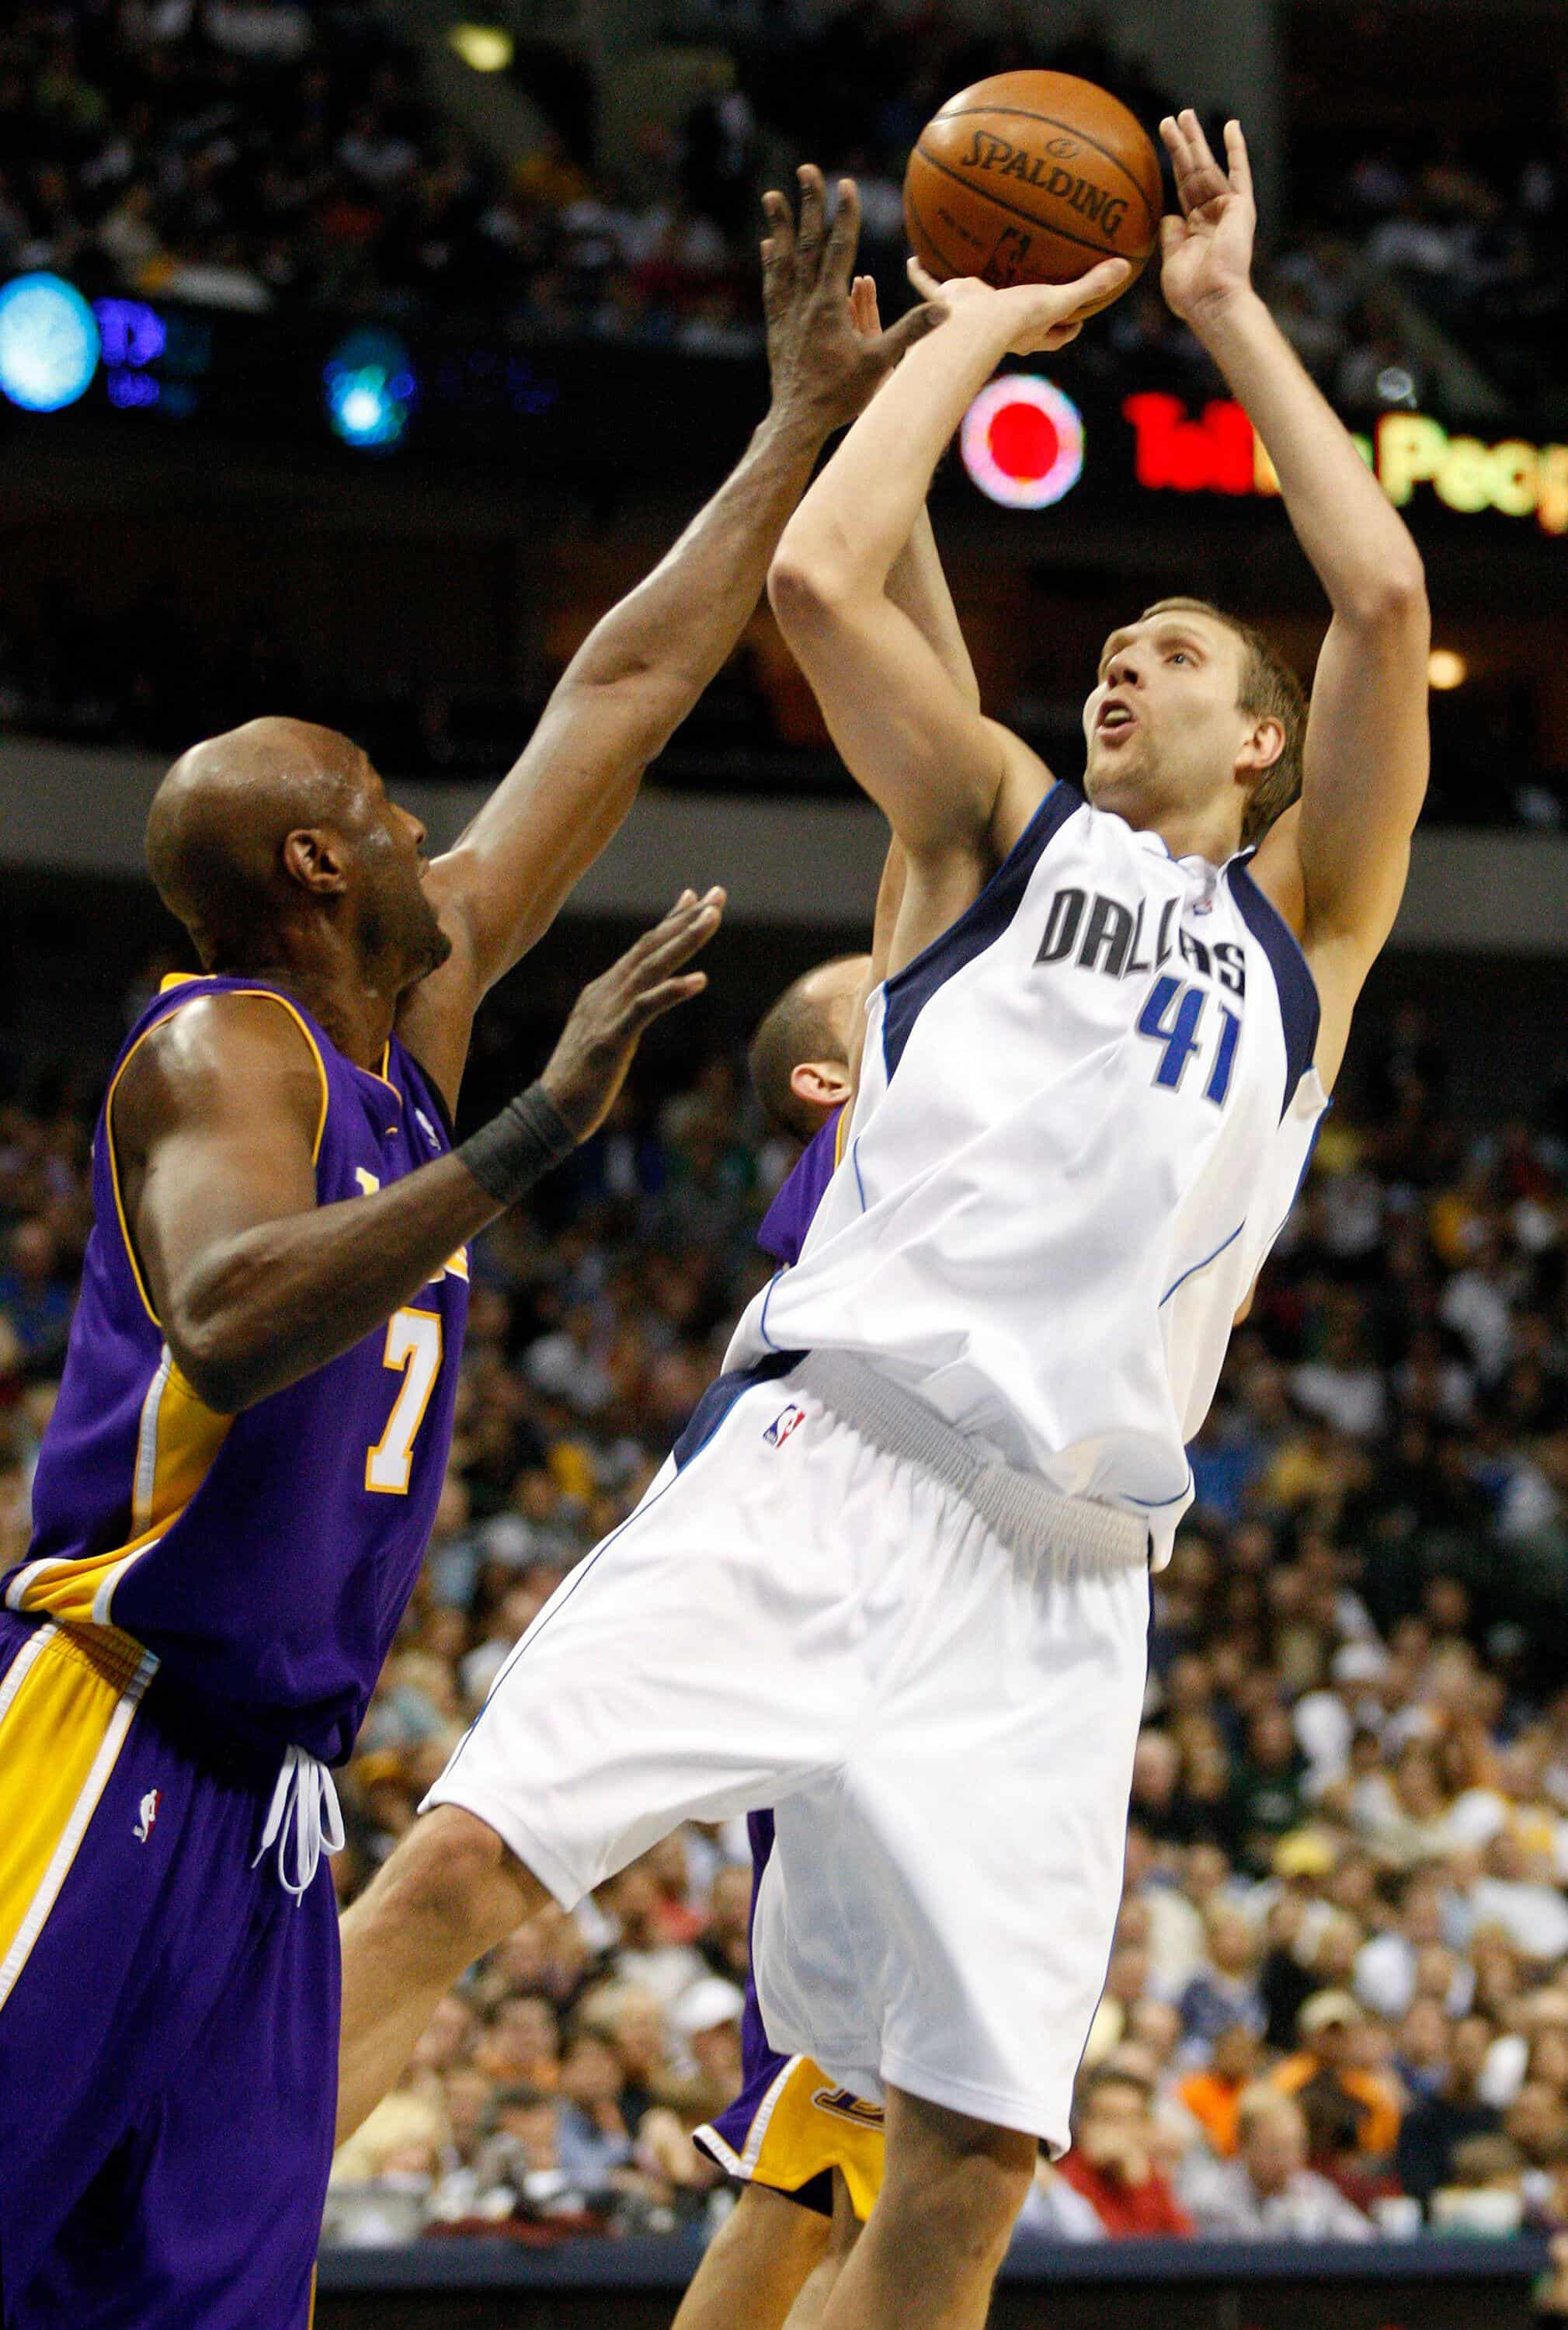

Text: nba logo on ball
xmin=961 ymin=376 xmax=1083 ymax=510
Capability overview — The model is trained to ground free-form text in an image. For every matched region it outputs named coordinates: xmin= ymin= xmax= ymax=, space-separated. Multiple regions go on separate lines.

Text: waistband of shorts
xmin=794 ymin=1352 xmax=1149 ymax=1577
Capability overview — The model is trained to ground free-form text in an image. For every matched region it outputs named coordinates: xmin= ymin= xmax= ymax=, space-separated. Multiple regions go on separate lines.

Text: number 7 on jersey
xmin=366 ymin=1308 xmax=443 ymax=1494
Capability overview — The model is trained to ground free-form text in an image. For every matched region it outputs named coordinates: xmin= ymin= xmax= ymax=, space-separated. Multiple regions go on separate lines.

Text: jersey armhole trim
xmin=1226 ymin=856 xmax=1322 ymax=1119
xmin=394 ymin=1038 xmax=457 ymax=1146
xmin=106 ymin=986 xmax=332 ymax=1328
xmin=881 ymin=782 xmax=1083 ymax=1082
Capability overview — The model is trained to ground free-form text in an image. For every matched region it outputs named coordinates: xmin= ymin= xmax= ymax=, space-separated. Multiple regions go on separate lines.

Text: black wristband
xmin=457 ymin=1082 xmax=578 ymax=1206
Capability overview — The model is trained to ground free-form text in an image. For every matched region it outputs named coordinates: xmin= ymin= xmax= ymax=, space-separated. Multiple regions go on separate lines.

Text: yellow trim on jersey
xmin=134 ymin=1348 xmax=233 ymax=1534
xmin=833 ymin=1108 xmax=850 ymax=1169
xmin=701 ymin=2056 xmax=885 ymax=2223
xmin=7 ymin=1344 xmax=233 ymax=1629
xmin=110 ymin=982 xmax=332 ymax=1327
xmin=0 ymin=1622 xmax=158 ymax=2010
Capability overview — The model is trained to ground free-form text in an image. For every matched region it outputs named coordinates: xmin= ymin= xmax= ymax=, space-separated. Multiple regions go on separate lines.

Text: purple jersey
xmin=3 ymin=974 xmax=468 ymax=1764
xmin=756 ymin=1109 xmax=843 ymax=1269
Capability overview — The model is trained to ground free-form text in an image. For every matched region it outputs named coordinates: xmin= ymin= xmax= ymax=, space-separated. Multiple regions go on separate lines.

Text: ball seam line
xmin=923 ymin=105 xmax=1160 ymax=222
xmin=902 ymin=183 xmax=968 ymax=283
xmin=912 ymin=141 xmax=1139 ymax=263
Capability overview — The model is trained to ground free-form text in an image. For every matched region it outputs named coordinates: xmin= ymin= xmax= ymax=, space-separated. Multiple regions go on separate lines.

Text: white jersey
xmin=727 ymin=787 xmax=1326 ymax=1564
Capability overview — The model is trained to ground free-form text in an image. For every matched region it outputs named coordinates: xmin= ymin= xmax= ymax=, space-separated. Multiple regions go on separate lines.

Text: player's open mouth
xmin=1095 ymin=702 xmax=1138 ymax=739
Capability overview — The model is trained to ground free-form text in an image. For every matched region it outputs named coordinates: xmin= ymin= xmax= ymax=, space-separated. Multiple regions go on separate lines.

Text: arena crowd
xmin=4 ymin=1 xmax=1561 ymax=409
xmin=5 ymin=979 xmax=1568 ymax=2255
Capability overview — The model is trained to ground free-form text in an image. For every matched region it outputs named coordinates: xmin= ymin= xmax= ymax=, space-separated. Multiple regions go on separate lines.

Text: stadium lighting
xmin=1427 ymin=649 xmax=1469 ymax=691
xmin=961 ymin=375 xmax=1083 ymax=510
xmin=0 ymin=273 xmax=100 ymax=412
xmin=323 ymin=329 xmax=418 ymax=450
xmin=448 ymin=23 xmax=513 ymax=71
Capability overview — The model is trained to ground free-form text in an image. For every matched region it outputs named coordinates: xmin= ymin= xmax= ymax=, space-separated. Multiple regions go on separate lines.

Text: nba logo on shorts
xmin=134 ymin=1788 xmax=161 ymax=1842
xmin=763 ymin=1404 xmax=805 ymax=1449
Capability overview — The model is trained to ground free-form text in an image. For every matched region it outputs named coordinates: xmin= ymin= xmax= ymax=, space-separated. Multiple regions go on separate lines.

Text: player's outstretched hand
xmin=1158 ymin=113 xmax=1257 ymax=328
xmin=539 ymin=889 xmax=725 ymax=1141
xmin=761 ymin=164 xmax=943 ymax=433
xmin=905 ymin=255 xmax=1130 ymax=356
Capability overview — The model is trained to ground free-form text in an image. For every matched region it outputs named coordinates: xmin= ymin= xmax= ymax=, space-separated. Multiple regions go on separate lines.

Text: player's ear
xmin=281 ymin=827 xmax=349 ymax=895
xmin=791 ymin=1059 xmax=853 ymax=1112
xmin=1236 ymin=715 xmax=1285 ymax=778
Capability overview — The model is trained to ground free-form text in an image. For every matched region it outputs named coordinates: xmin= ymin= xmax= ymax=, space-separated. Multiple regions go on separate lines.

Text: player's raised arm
xmin=113 ymin=895 xmax=721 ymax=1414
xmin=767 ymin=249 xmax=1126 ymax=884
xmin=400 ymin=169 xmax=936 ymax=1108
xmin=1159 ymin=113 xmax=1429 ymax=1076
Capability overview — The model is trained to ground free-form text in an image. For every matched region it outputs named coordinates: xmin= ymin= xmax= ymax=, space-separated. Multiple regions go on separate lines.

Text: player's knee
xmin=380 ymin=1804 xmax=540 ymax=1956
xmin=882 ymin=2102 xmax=1035 ymax=2255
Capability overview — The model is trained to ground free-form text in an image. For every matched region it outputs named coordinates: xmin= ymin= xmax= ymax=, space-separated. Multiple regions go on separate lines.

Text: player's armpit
xmin=111 ymin=992 xmax=328 ymax=1351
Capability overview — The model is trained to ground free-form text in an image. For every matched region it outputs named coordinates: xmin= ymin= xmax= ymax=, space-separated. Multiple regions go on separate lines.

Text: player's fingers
xmin=1158 ymin=212 xmax=1185 ymax=263
xmin=615 ymin=890 xmax=711 ymax=972
xmin=631 ymin=892 xmax=725 ymax=978
xmin=1066 ymin=256 xmax=1131 ymax=315
xmin=761 ymin=186 xmax=795 ymax=273
xmin=794 ymin=164 xmax=826 ymax=283
xmin=822 ymin=176 xmax=860 ymax=289
xmin=877 ymin=300 xmax=945 ymax=363
xmin=906 ymin=256 xmax=947 ymax=302
xmin=1159 ymin=113 xmax=1194 ymax=186
xmin=849 ymin=273 xmax=880 ymax=335
xmin=1225 ymin=118 xmax=1254 ymax=202
xmin=624 ymin=971 xmax=710 ymax=1031
xmin=1180 ymin=106 xmax=1218 ymax=178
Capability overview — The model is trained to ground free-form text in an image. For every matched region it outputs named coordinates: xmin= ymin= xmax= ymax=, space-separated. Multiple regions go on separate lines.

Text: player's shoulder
xmin=113 ymin=985 xmax=329 ymax=1138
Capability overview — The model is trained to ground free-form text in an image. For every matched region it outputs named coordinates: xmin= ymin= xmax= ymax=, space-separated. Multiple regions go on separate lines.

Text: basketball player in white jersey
xmin=337 ymin=114 xmax=1429 ymax=2328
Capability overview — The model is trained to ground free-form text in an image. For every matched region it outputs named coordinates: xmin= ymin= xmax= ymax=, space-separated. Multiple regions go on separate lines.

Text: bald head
xmin=749 ymin=955 xmax=870 ymax=1139
xmin=146 ymin=718 xmax=367 ymax=962
xmin=145 ymin=717 xmax=447 ymax=994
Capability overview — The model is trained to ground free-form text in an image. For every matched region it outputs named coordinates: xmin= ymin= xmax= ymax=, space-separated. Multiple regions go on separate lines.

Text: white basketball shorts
xmin=423 ymin=1355 xmax=1150 ymax=2149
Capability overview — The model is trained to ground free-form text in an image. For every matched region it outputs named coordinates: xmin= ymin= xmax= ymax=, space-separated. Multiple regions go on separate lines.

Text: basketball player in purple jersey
xmin=0 ymin=171 xmax=932 ymax=2330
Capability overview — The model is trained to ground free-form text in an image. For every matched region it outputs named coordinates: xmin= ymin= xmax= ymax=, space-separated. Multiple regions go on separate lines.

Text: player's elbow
xmin=163 ymin=1320 xmax=252 ymax=1415
xmin=1344 ymin=548 xmax=1428 ymax=634
xmin=166 ymin=1264 xmax=274 ymax=1413
xmin=767 ymin=544 xmax=859 ymax=641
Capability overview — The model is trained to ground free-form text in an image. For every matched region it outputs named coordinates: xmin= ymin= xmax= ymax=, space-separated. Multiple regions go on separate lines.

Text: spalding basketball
xmin=904 ymin=70 xmax=1162 ymax=312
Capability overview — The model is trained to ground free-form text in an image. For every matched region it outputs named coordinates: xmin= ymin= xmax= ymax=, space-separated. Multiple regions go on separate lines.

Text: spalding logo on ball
xmin=905 ymin=69 xmax=1162 ymax=310
xmin=961 ymin=377 xmax=1084 ymax=510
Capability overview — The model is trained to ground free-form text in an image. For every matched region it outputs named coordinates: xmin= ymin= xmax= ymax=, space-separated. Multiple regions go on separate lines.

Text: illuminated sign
xmin=0 ymin=273 xmax=99 ymax=411
xmin=1122 ymin=392 xmax=1272 ymax=497
xmin=1121 ymin=394 xmax=1568 ymax=537
xmin=961 ymin=375 xmax=1083 ymax=509
xmin=1375 ymin=415 xmax=1568 ymax=535
xmin=324 ymin=328 xmax=418 ymax=450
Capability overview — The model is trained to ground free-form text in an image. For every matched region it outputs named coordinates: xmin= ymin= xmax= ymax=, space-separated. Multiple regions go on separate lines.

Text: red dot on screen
xmin=988 ymin=400 xmax=1059 ymax=481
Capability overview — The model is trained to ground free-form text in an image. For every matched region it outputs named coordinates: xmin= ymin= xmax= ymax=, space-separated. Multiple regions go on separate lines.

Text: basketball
xmin=903 ymin=69 xmax=1163 ymax=313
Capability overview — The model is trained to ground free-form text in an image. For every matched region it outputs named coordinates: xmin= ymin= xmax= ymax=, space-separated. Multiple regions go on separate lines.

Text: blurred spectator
xmin=1180 ymin=2089 xmax=1375 ymax=2238
xmin=1053 ymin=2064 xmax=1194 ymax=2238
xmin=1395 ymin=2014 xmax=1504 ymax=2214
xmin=1176 ymin=2024 xmax=1264 ymax=2160
xmin=1271 ymin=1993 xmax=1403 ymax=2159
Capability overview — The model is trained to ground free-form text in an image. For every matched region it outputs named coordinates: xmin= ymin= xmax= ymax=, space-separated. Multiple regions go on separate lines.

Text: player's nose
xmin=1105 ymin=651 xmax=1144 ymax=689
